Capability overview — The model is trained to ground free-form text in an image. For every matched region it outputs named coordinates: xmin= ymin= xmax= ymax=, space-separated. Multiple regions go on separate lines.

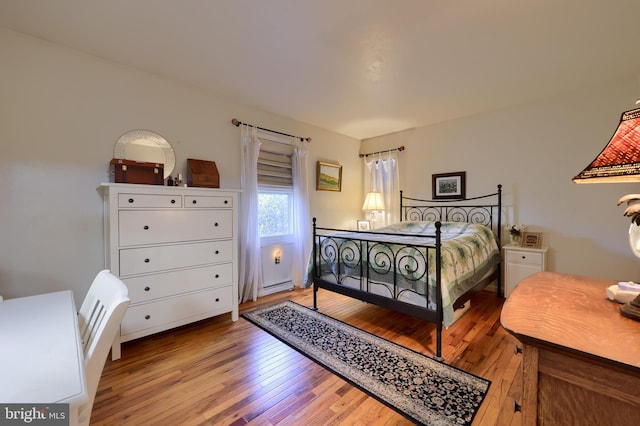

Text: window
xmin=258 ymin=187 xmax=293 ymax=238
xmin=257 ymin=135 xmax=295 ymax=242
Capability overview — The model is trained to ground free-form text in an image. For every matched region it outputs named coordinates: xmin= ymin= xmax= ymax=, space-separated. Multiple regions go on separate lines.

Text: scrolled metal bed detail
xmin=311 ymin=185 xmax=502 ymax=361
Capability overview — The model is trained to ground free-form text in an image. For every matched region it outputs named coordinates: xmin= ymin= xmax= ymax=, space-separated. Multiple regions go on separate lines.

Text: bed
xmin=310 ymin=185 xmax=503 ymax=360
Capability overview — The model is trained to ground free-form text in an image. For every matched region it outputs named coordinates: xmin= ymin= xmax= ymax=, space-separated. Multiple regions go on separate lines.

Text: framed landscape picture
xmin=432 ymin=171 xmax=466 ymax=200
xmin=317 ymin=161 xmax=342 ymax=191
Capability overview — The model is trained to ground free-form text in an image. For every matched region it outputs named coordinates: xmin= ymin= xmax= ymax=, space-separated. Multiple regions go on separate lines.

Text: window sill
xmin=260 ymin=234 xmax=295 ymax=246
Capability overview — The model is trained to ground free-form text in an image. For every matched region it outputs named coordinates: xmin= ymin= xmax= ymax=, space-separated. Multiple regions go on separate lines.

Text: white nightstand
xmin=503 ymin=244 xmax=548 ymax=298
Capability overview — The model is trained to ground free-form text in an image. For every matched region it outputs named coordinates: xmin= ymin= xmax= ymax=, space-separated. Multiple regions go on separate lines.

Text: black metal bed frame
xmin=311 ymin=185 xmax=502 ymax=361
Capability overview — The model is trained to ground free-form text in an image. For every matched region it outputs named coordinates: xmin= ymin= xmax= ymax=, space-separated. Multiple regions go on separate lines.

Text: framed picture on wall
xmin=357 ymin=220 xmax=371 ymax=231
xmin=317 ymin=161 xmax=342 ymax=191
xmin=432 ymin=171 xmax=466 ymax=200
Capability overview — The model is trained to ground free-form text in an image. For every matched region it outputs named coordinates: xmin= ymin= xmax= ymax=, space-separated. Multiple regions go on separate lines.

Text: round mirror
xmin=113 ymin=130 xmax=175 ymax=179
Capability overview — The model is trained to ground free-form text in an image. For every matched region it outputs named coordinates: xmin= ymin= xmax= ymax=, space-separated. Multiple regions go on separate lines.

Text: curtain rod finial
xmin=231 ymin=118 xmax=240 ymax=127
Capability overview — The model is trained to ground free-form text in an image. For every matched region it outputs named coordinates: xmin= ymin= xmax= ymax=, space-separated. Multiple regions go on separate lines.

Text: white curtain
xmin=238 ymin=125 xmax=263 ymax=303
xmin=364 ymin=151 xmax=400 ymax=226
xmin=291 ymin=141 xmax=312 ymax=288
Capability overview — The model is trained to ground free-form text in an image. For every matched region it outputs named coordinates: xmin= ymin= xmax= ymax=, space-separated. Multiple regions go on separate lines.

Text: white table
xmin=0 ymin=290 xmax=87 ymax=424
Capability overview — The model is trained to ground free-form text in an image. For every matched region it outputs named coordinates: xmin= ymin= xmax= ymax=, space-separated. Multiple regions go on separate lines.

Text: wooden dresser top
xmin=501 ymin=271 xmax=640 ymax=370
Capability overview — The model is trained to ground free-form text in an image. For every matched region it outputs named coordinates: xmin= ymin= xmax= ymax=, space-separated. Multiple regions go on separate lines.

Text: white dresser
xmin=99 ymin=183 xmax=240 ymax=360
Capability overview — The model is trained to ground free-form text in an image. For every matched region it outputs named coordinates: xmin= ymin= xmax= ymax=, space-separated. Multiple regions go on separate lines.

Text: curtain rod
xmin=231 ymin=118 xmax=312 ymax=142
xmin=359 ymin=145 xmax=405 ymax=158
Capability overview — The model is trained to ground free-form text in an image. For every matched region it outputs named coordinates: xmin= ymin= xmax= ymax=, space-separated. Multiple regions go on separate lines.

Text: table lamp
xmin=573 ymin=107 xmax=640 ymax=320
xmin=362 ymin=192 xmax=385 ymax=224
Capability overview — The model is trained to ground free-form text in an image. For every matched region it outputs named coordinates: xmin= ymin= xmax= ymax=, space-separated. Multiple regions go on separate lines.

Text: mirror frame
xmin=113 ymin=130 xmax=175 ymax=179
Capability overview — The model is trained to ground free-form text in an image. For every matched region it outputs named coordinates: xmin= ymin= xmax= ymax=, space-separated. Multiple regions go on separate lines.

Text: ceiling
xmin=2 ymin=0 xmax=640 ymax=140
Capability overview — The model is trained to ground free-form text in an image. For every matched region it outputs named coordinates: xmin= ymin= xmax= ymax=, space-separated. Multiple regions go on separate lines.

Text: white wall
xmin=362 ymin=77 xmax=640 ymax=281
xmin=0 ymin=28 xmax=362 ymax=304
xmin=5 ymin=25 xmax=634 ymax=303
xmin=260 ymin=242 xmax=293 ymax=288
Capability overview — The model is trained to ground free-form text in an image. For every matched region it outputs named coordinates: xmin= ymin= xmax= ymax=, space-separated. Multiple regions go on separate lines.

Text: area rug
xmin=242 ymin=301 xmax=490 ymax=426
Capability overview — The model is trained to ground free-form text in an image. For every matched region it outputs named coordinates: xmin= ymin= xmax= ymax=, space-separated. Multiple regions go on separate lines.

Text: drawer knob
xmin=215 ymin=250 xmax=220 ymax=255
xmin=192 ymin=200 xmax=197 ymax=204
xmin=521 ymin=255 xmax=526 ymax=259
xmin=171 ymin=199 xmax=176 ymax=204
xmin=144 ymin=258 xmax=150 ymax=263
xmin=145 ymin=315 xmax=151 ymax=320
xmin=514 ymin=345 xmax=522 ymax=355
xmin=215 ymin=298 xmax=220 ymax=302
xmin=143 ymin=225 xmax=149 ymax=230
xmin=513 ymin=400 xmax=521 ymax=412
xmin=128 ymin=198 xmax=134 ymax=203
xmin=214 ymin=222 xmax=219 ymax=227
xmin=215 ymin=274 xmax=220 ymax=279
xmin=224 ymin=200 xmax=228 ymax=204
xmin=144 ymin=286 xmax=150 ymax=292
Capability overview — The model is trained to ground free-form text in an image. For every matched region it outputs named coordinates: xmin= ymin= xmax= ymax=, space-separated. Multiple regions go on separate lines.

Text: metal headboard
xmin=400 ymin=184 xmax=502 ymax=243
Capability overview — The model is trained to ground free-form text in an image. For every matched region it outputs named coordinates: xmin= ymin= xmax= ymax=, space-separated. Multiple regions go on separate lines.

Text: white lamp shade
xmin=362 ymin=192 xmax=385 ymax=211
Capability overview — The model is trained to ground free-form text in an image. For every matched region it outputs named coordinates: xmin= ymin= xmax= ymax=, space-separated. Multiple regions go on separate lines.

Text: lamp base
xmin=620 ymin=293 xmax=640 ymax=322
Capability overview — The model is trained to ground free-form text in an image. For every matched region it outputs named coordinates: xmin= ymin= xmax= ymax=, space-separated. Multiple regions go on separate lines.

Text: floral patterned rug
xmin=242 ymin=301 xmax=490 ymax=426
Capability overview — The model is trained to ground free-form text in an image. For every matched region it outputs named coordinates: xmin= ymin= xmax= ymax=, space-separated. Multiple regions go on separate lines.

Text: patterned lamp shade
xmin=573 ymin=108 xmax=640 ymax=183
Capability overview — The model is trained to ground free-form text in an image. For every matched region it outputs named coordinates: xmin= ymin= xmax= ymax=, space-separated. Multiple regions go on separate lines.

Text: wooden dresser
xmin=99 ymin=183 xmax=239 ymax=360
xmin=501 ymin=272 xmax=640 ymax=425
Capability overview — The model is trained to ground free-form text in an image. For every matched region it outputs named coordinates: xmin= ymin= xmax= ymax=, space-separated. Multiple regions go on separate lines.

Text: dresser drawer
xmin=505 ymin=250 xmax=543 ymax=266
xmin=119 ymin=209 xmax=233 ymax=246
xmin=184 ymin=195 xmax=233 ymax=208
xmin=123 ymin=263 xmax=233 ymax=303
xmin=120 ymin=286 xmax=233 ymax=336
xmin=118 ymin=193 xmax=182 ymax=208
xmin=119 ymin=240 xmax=233 ymax=276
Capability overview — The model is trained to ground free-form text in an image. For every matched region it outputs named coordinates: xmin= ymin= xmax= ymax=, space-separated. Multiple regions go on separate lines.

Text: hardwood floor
xmin=91 ymin=288 xmax=523 ymax=425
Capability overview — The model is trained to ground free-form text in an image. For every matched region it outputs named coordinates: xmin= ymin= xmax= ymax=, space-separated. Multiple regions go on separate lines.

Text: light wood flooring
xmin=91 ymin=288 xmax=523 ymax=425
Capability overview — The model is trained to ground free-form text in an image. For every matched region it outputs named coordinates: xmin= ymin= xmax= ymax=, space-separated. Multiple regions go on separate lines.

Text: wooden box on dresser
xmin=501 ymin=272 xmax=640 ymax=425
xmin=99 ymin=183 xmax=240 ymax=360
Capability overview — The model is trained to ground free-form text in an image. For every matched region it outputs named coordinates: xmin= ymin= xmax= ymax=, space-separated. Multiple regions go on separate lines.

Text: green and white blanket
xmin=310 ymin=221 xmax=501 ymax=326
